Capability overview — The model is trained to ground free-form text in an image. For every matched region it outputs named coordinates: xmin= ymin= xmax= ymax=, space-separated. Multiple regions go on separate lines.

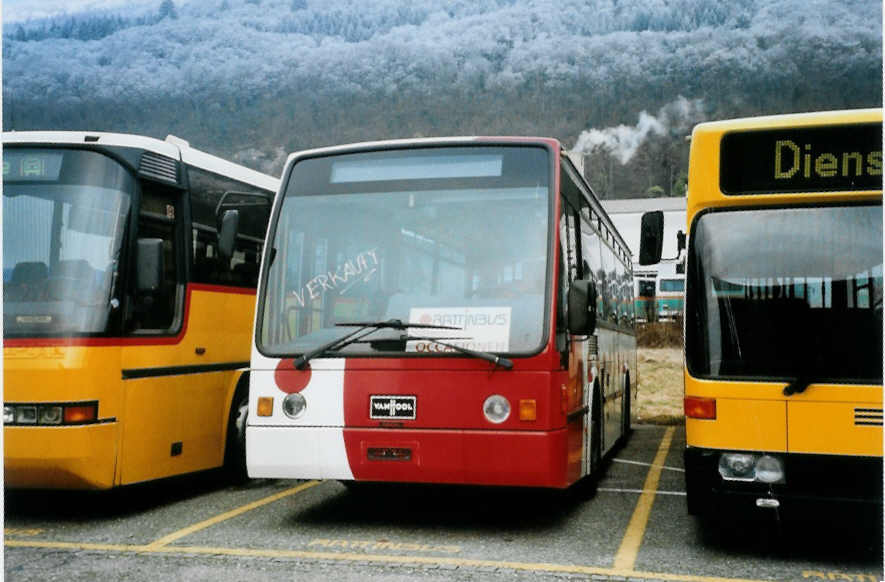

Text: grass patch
xmin=636 ymin=320 xmax=683 ymax=348
xmin=635 ymin=347 xmax=683 ymax=425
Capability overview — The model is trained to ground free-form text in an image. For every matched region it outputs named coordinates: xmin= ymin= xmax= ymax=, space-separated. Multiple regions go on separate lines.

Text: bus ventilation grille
xmin=854 ymin=408 xmax=883 ymax=426
xmin=138 ymin=152 xmax=179 ymax=184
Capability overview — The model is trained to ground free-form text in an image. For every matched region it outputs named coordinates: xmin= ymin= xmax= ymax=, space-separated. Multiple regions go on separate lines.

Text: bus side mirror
xmin=568 ymin=279 xmax=597 ymax=335
xmin=676 ymin=230 xmax=686 ymax=254
xmin=639 ymin=211 xmax=664 ymax=265
xmin=137 ymin=238 xmax=164 ymax=293
xmin=218 ymin=209 xmax=240 ymax=263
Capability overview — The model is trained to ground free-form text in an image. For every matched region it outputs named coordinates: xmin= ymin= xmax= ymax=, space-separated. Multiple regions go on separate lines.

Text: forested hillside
xmin=3 ymin=0 xmax=882 ymax=197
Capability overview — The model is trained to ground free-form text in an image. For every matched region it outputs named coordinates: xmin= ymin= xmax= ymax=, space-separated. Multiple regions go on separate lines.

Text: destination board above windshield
xmin=719 ymin=123 xmax=882 ymax=195
xmin=3 ymin=151 xmax=63 ymax=182
xmin=289 ymin=145 xmax=550 ymax=195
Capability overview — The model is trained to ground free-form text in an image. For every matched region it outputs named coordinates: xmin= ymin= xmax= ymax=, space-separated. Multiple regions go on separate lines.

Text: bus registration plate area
xmin=369 ymin=395 xmax=417 ymax=420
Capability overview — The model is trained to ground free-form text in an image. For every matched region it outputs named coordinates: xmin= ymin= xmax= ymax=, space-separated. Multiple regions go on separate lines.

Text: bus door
xmin=119 ymin=181 xmax=223 ymax=484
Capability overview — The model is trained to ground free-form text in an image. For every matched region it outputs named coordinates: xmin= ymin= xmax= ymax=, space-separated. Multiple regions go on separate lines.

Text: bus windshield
xmin=3 ymin=149 xmax=134 ymax=336
xmin=686 ymin=204 xmax=883 ymax=382
xmin=259 ymin=145 xmax=551 ymax=356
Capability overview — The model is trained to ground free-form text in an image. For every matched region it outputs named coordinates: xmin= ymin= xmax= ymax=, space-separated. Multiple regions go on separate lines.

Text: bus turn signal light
xmin=684 ymin=396 xmax=716 ymax=420
xmin=519 ymin=399 xmax=537 ymax=421
xmin=63 ymin=404 xmax=97 ymax=424
xmin=257 ymin=397 xmax=274 ymax=417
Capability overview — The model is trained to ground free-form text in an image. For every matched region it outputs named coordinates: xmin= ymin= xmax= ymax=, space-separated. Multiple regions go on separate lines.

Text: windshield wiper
xmin=292 ymin=319 xmax=459 ymax=369
xmin=783 ymin=376 xmax=813 ymax=396
xmin=405 ymin=336 xmax=514 ymax=370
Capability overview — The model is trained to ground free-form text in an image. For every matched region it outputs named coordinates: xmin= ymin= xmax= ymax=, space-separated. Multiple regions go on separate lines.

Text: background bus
xmin=3 ymin=131 xmax=279 ymax=489
xmin=247 ymin=137 xmax=636 ymax=489
xmin=657 ymin=109 xmax=883 ymax=518
xmin=633 ymin=263 xmax=684 ymax=323
xmin=654 ymin=260 xmax=684 ymax=321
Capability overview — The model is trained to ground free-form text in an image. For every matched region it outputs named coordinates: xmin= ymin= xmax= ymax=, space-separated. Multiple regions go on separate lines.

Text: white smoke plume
xmin=572 ymin=96 xmax=705 ymax=164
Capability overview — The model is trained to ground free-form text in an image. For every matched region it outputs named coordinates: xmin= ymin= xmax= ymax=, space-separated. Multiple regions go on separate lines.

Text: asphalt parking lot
xmin=5 ymin=425 xmax=883 ymax=582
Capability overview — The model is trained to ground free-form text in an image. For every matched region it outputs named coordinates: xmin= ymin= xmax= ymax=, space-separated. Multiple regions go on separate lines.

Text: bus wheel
xmin=225 ymin=384 xmax=249 ymax=482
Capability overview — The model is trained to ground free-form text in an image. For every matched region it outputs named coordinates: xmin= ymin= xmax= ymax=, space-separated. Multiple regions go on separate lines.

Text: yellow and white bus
xmin=3 ymin=132 xmax=278 ymax=489
xmin=648 ymin=109 xmax=882 ymax=518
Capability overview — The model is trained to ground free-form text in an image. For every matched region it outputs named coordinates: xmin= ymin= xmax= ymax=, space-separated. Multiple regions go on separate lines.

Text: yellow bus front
xmin=681 ymin=109 xmax=883 ymax=517
xmin=4 ymin=344 xmax=123 ymax=489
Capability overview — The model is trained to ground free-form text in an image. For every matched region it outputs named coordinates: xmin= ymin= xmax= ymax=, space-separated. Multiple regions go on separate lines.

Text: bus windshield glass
xmin=686 ymin=204 xmax=883 ymax=382
xmin=3 ymin=148 xmax=134 ymax=336
xmin=260 ymin=145 xmax=551 ymax=356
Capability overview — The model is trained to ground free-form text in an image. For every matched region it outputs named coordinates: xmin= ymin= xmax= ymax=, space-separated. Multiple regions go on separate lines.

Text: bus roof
xmin=691 ymin=108 xmax=882 ymax=133
xmin=3 ymin=131 xmax=280 ymax=192
xmin=282 ymin=136 xmax=562 ymax=168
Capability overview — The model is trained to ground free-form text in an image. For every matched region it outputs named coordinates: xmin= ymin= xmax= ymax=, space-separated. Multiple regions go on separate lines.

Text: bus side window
xmin=132 ymin=185 xmax=181 ymax=332
xmin=188 ymin=166 xmax=269 ymax=288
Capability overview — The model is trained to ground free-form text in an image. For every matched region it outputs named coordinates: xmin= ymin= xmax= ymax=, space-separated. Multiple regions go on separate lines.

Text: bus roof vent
xmin=138 ymin=152 xmax=180 ymax=184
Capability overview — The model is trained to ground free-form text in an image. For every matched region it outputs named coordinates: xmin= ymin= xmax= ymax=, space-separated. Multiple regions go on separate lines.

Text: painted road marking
xmin=4 ymin=538 xmax=790 ymax=582
xmin=613 ymin=457 xmax=685 ymax=472
xmin=307 ymin=538 xmax=460 ymax=553
xmin=613 ymin=426 xmax=675 ymax=571
xmin=4 ymin=528 xmax=44 ymax=537
xmin=144 ymin=480 xmax=320 ymax=550
xmin=598 ymin=487 xmax=686 ymax=496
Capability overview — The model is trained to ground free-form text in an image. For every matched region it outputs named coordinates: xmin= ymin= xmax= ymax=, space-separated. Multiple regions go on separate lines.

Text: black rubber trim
xmin=122 ymin=361 xmax=248 ymax=379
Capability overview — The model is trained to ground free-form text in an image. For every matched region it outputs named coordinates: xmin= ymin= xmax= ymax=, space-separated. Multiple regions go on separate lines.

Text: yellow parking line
xmin=613 ymin=426 xmax=675 ymax=571
xmin=144 ymin=480 xmax=321 ymax=550
xmin=5 ymin=538 xmax=774 ymax=582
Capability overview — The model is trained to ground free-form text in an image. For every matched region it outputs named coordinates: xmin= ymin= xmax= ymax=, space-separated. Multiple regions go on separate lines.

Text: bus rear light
xmin=63 ymin=404 xmax=97 ymax=424
xmin=684 ymin=396 xmax=716 ymax=420
xmin=257 ymin=397 xmax=274 ymax=417
xmin=519 ymin=399 xmax=537 ymax=421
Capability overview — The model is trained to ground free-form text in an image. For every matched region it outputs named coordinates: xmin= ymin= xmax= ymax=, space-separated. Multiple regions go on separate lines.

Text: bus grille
xmin=138 ymin=152 xmax=179 ymax=184
xmin=854 ymin=408 xmax=883 ymax=426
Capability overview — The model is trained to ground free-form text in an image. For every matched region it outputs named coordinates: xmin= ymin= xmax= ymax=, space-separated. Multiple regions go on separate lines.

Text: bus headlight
xmin=38 ymin=406 xmax=63 ymax=425
xmin=718 ymin=453 xmax=757 ymax=481
xmin=4 ymin=406 xmax=14 ymax=424
xmin=483 ymin=395 xmax=510 ymax=424
xmin=718 ymin=453 xmax=786 ymax=484
xmin=282 ymin=393 xmax=307 ymax=419
xmin=754 ymin=455 xmax=785 ymax=484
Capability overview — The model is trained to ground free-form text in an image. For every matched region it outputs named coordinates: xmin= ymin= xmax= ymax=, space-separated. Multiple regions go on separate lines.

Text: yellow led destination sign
xmin=720 ymin=123 xmax=882 ymax=195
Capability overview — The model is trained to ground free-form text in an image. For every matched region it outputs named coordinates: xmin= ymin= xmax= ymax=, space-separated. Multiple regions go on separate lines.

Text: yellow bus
xmin=3 ymin=131 xmax=279 ymax=489
xmin=645 ymin=109 xmax=882 ymax=518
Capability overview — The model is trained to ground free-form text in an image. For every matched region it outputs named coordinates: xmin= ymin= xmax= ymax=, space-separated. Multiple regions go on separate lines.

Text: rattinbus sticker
xmin=406 ymin=306 xmax=511 ymax=353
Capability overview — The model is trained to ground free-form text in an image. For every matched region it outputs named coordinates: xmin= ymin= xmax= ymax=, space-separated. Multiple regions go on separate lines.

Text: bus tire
xmin=224 ymin=377 xmax=250 ymax=483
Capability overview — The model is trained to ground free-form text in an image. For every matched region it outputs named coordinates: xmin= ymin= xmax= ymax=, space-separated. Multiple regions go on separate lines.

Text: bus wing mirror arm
xmin=568 ymin=279 xmax=597 ymax=336
xmin=639 ymin=211 xmax=664 ymax=265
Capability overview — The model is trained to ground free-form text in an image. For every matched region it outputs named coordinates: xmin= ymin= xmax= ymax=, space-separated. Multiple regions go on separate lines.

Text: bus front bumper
xmin=247 ymin=425 xmax=571 ymax=488
xmin=684 ymin=447 xmax=883 ymax=519
xmin=5 ymin=423 xmax=118 ymax=489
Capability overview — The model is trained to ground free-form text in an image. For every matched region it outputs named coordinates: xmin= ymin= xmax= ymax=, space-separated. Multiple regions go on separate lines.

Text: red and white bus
xmin=247 ymin=138 xmax=636 ymax=488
